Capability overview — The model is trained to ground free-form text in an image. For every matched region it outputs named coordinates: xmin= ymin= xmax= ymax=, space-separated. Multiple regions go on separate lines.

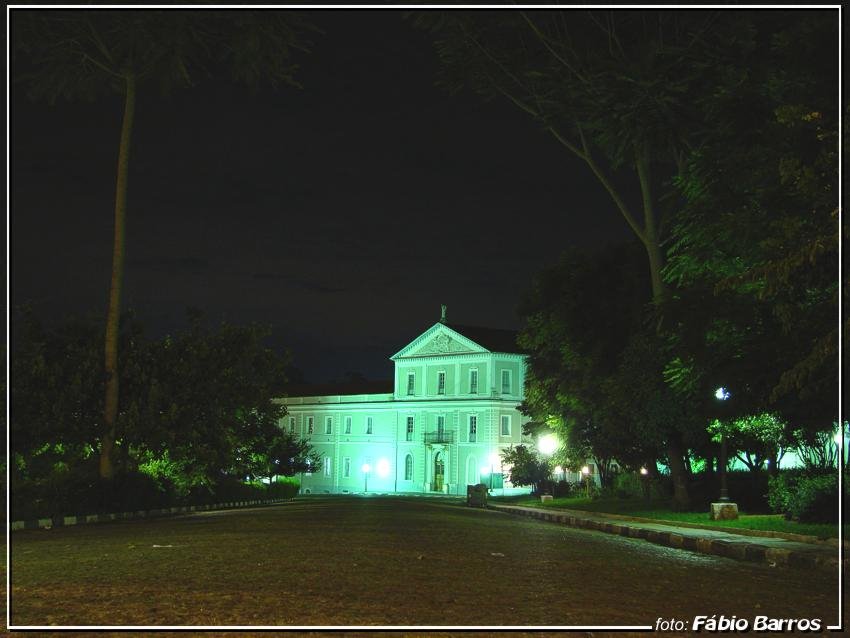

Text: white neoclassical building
xmin=279 ymin=311 xmax=534 ymax=496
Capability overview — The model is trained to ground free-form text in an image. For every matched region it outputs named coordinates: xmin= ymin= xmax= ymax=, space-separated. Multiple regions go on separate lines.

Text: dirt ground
xmin=7 ymin=497 xmax=841 ymax=629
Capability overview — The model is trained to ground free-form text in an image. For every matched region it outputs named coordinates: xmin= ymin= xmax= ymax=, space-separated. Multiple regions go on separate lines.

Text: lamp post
xmin=714 ymin=387 xmax=731 ymax=502
xmin=581 ymin=465 xmax=590 ymax=498
xmin=835 ymin=425 xmax=847 ymax=472
xmin=362 ymin=463 xmax=371 ymax=494
xmin=538 ymin=434 xmax=558 ymax=495
xmin=488 ymin=452 xmax=500 ymax=492
xmin=639 ymin=466 xmax=649 ymax=501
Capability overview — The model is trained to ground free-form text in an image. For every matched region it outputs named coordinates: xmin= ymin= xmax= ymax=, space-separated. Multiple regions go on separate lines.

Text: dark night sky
xmin=11 ymin=10 xmax=633 ymax=383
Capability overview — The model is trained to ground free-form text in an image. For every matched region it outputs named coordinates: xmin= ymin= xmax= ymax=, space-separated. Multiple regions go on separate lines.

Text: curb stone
xmin=489 ymin=503 xmax=843 ymax=573
xmin=10 ymin=498 xmax=292 ymax=532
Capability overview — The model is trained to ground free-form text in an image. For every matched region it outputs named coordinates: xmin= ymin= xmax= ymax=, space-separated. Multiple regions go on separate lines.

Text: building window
xmin=289 ymin=416 xmax=295 ymax=434
xmin=407 ymin=372 xmax=415 ymax=396
xmin=404 ymin=454 xmax=413 ymax=481
xmin=437 ymin=415 xmax=445 ymax=436
xmin=406 ymin=416 xmax=414 ymax=441
xmin=307 ymin=416 xmax=314 ymax=434
xmin=501 ymin=415 xmax=511 ymax=436
xmin=501 ymin=369 xmax=511 ymax=394
xmin=344 ymin=416 xmax=352 ymax=434
xmin=324 ymin=456 xmax=332 ymax=477
xmin=469 ymin=415 xmax=477 ymax=443
xmin=325 ymin=416 xmax=333 ymax=434
xmin=469 ymin=369 xmax=478 ymax=394
xmin=343 ymin=457 xmax=351 ymax=478
xmin=366 ymin=416 xmax=373 ymax=434
xmin=437 ymin=371 xmax=446 ymax=395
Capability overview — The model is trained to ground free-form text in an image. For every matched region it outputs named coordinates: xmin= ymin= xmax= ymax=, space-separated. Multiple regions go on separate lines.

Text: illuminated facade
xmin=280 ymin=315 xmax=533 ymax=495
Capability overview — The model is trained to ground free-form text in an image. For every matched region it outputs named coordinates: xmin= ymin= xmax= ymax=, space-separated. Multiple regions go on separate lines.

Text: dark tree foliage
xmin=663 ymin=12 xmax=839 ymax=435
xmin=13 ymin=9 xmax=318 ymax=481
xmin=501 ymin=444 xmax=551 ymax=495
xmin=413 ymin=9 xmax=765 ymax=507
xmin=250 ymin=431 xmax=322 ymax=484
xmin=419 ymin=10 xmax=838 ymax=503
xmin=518 ymin=242 xmax=698 ymax=489
xmin=11 ymin=309 xmax=312 ymax=497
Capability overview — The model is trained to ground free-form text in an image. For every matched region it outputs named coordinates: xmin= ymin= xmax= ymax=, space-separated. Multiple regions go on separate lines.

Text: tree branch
xmin=519 ymin=11 xmax=588 ymax=84
xmin=85 ymin=17 xmax=115 ymax=66
xmin=462 ymin=23 xmax=533 ymax=97
xmin=572 ymin=126 xmax=646 ymax=242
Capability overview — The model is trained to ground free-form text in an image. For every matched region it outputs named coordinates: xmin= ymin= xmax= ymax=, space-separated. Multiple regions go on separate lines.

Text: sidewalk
xmin=488 ymin=503 xmax=844 ymax=573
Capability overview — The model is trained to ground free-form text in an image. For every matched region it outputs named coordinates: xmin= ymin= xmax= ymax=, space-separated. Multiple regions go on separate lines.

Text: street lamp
xmin=362 ymin=463 xmax=371 ymax=493
xmin=639 ymin=467 xmax=649 ymax=500
xmin=714 ymin=387 xmax=731 ymax=502
xmin=581 ymin=465 xmax=590 ymax=498
xmin=835 ymin=425 xmax=847 ymax=472
xmin=538 ymin=434 xmax=558 ymax=456
xmin=488 ymin=452 xmax=500 ymax=491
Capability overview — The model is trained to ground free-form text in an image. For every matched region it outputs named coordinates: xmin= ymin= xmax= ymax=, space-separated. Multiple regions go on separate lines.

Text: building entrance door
xmin=433 ymin=452 xmax=444 ymax=492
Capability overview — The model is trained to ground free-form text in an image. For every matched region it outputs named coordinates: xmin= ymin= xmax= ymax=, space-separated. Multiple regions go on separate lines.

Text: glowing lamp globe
xmin=538 ymin=434 xmax=558 ymax=456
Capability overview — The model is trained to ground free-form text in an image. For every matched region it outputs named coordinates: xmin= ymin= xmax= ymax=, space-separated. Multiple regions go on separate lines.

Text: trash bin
xmin=466 ymin=483 xmax=489 ymax=507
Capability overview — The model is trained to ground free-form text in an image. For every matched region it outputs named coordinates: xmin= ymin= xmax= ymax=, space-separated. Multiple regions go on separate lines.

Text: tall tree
xmin=414 ymin=10 xmax=751 ymax=506
xmin=14 ymin=10 xmax=316 ymax=479
xmin=518 ymin=242 xmax=686 ymax=489
xmin=416 ymin=10 xmax=836 ymax=507
xmin=662 ymin=11 xmax=839 ymax=433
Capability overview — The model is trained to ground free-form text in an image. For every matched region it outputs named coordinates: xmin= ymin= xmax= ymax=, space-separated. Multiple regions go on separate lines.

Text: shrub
xmin=789 ymin=474 xmax=845 ymax=523
xmin=268 ymin=477 xmax=300 ymax=499
xmin=769 ymin=470 xmax=846 ymax=523
xmin=613 ymin=473 xmax=643 ymax=499
xmin=767 ymin=470 xmax=798 ymax=515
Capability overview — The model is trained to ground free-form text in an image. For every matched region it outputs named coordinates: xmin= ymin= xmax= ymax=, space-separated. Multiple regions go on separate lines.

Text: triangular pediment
xmin=390 ymin=323 xmax=488 ymax=360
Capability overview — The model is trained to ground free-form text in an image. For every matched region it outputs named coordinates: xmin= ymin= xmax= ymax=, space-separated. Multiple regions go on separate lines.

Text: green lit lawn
xmin=493 ymin=495 xmax=839 ymax=539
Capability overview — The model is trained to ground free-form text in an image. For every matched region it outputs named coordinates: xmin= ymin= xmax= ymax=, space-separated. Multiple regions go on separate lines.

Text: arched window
xmin=405 ymin=454 xmax=413 ymax=481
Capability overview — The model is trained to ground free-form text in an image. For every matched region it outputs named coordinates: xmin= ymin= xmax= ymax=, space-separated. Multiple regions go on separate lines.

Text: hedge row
xmin=11 ymin=469 xmax=300 ymax=521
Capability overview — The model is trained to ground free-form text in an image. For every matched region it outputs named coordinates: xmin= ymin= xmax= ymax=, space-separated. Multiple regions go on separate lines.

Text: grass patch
xmin=492 ymin=495 xmax=839 ymax=539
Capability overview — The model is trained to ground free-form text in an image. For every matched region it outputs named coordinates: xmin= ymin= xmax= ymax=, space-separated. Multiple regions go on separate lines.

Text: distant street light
xmin=489 ymin=452 xmax=500 ymax=492
xmin=715 ymin=387 xmax=731 ymax=503
xmin=835 ymin=425 xmax=847 ymax=472
xmin=715 ymin=387 xmax=731 ymax=401
xmin=639 ymin=467 xmax=649 ymax=500
xmin=581 ymin=465 xmax=590 ymax=498
xmin=362 ymin=463 xmax=371 ymax=493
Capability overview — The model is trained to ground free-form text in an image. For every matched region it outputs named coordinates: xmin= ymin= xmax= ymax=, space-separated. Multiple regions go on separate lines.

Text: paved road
xmin=10 ymin=497 xmax=840 ymax=629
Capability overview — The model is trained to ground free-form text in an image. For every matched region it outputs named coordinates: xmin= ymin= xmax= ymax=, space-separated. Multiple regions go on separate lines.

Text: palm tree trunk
xmin=99 ymin=74 xmax=136 ymax=480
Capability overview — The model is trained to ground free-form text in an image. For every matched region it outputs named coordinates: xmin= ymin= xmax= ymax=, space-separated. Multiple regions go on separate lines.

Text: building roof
xmin=283 ymin=379 xmax=394 ymax=398
xmin=446 ymin=323 xmax=523 ymax=354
